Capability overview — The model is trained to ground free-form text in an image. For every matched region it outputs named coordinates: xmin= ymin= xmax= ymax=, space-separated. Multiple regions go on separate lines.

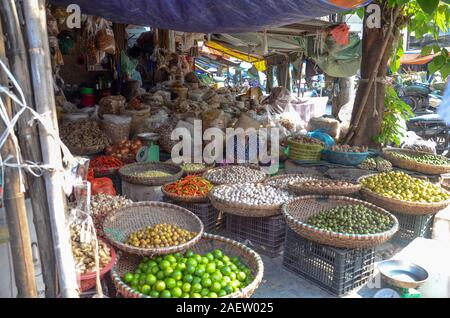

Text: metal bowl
xmin=378 ymin=260 xmax=429 ymax=289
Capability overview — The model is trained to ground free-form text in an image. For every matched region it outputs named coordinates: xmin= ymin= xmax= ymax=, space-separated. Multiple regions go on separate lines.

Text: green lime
xmin=221 ymin=276 xmax=231 ymax=285
xmin=135 ymin=269 xmax=142 ymax=275
xmin=192 ymin=277 xmax=202 ymax=285
xmin=205 ymin=253 xmax=214 ymax=262
xmin=201 ymin=277 xmax=212 ymax=288
xmin=211 ymin=282 xmax=221 ymax=293
xmin=194 ymin=254 xmax=203 ymax=263
xmin=182 ymin=282 xmax=191 ymax=293
xmin=206 ymin=263 xmax=216 ymax=274
xmin=213 ymin=249 xmax=223 ymax=259
xmin=221 ymin=266 xmax=231 ymax=276
xmin=140 ymin=284 xmax=151 ymax=295
xmin=160 ymin=290 xmax=171 ymax=298
xmin=202 ymin=273 xmax=210 ymax=279
xmin=211 ymin=273 xmax=222 ymax=282
xmin=160 ymin=260 xmax=171 ymax=270
xmin=164 ymin=267 xmax=174 ymax=277
xmin=179 ymin=258 xmax=188 ymax=264
xmin=218 ymin=290 xmax=227 ymax=297
xmin=181 ymin=292 xmax=190 ymax=298
xmin=165 ymin=278 xmax=177 ymax=289
xmin=171 ymin=287 xmax=183 ymax=298
xmin=186 ymin=264 xmax=196 ymax=275
xmin=154 ymin=280 xmax=166 ymax=292
xmin=229 ymin=272 xmax=236 ymax=280
xmin=176 ymin=281 xmax=183 ymax=288
xmin=201 ymin=288 xmax=210 ymax=297
xmin=131 ymin=277 xmax=139 ymax=287
xmin=201 ymin=257 xmax=209 ymax=265
xmin=171 ymin=270 xmax=183 ymax=281
xmin=192 ymin=283 xmax=202 ymax=293
xmin=155 ymin=256 xmax=163 ymax=263
xmin=229 ymin=264 xmax=238 ymax=272
xmin=231 ymin=256 xmax=239 ymax=264
xmin=151 ymin=266 xmax=159 ymax=275
xmin=183 ymin=274 xmax=194 ymax=283
xmin=174 ymin=252 xmax=183 ymax=260
xmin=123 ymin=272 xmax=134 ymax=284
xmin=139 ymin=277 xmax=147 ymax=286
xmin=176 ymin=263 xmax=186 ymax=272
xmin=138 ymin=262 xmax=146 ymax=270
xmin=222 ymin=255 xmax=230 ymax=263
xmin=215 ymin=260 xmax=224 ymax=268
xmin=145 ymin=274 xmax=157 ymax=286
xmin=148 ymin=260 xmax=157 ymax=268
xmin=166 ymin=255 xmax=177 ymax=264
xmin=156 ymin=270 xmax=165 ymax=280
xmin=185 ymin=250 xmax=194 ymax=258
xmin=208 ymin=292 xmax=218 ymax=298
xmin=223 ymin=285 xmax=233 ymax=294
xmin=191 ymin=292 xmax=202 ymax=298
xmin=149 ymin=290 xmax=159 ymax=298
xmin=195 ymin=266 xmax=205 ymax=277
xmin=237 ymin=272 xmax=246 ymax=281
xmin=186 ymin=258 xmax=198 ymax=268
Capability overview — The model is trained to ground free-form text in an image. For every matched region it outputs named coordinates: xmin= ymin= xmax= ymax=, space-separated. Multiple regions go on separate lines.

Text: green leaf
xmin=417 ymin=0 xmax=439 ymax=15
xmin=356 ymin=7 xmax=365 ymax=19
xmin=435 ymin=5 xmax=448 ymax=32
xmin=428 ymin=59 xmax=440 ymax=75
xmin=432 ymin=44 xmax=441 ymax=54
xmin=441 ymin=63 xmax=450 ymax=80
xmin=421 ymin=46 xmax=432 ymax=56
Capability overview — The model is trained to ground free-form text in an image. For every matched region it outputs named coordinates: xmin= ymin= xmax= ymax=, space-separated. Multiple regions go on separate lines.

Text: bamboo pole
xmin=0 ymin=18 xmax=37 ymax=298
xmin=21 ymin=0 xmax=79 ymax=298
xmin=0 ymin=0 xmax=57 ymax=297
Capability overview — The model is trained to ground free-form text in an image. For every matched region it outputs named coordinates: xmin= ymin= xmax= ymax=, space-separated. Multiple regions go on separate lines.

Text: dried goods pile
xmin=210 ymin=183 xmax=294 ymax=206
xmin=105 ymin=139 xmax=143 ymax=162
xmin=358 ymin=157 xmax=392 ymax=172
xmin=299 ymin=179 xmax=357 ymax=188
xmin=164 ymin=176 xmax=212 ymax=197
xmin=330 ymin=145 xmax=368 ymax=153
xmin=361 ymin=171 xmax=450 ymax=203
xmin=204 ymin=166 xmax=266 ymax=184
xmin=265 ymin=175 xmax=309 ymax=190
xmin=70 ymin=224 xmax=112 ymax=275
xmin=91 ymin=194 xmax=132 ymax=237
xmin=132 ymin=170 xmax=172 ymax=178
xmin=290 ymin=135 xmax=324 ymax=146
xmin=121 ymin=249 xmax=253 ymax=298
xmin=389 ymin=152 xmax=450 ymax=166
xmin=60 ymin=120 xmax=109 ymax=151
xmin=306 ymin=204 xmax=394 ymax=234
xmin=126 ymin=224 xmax=196 ymax=249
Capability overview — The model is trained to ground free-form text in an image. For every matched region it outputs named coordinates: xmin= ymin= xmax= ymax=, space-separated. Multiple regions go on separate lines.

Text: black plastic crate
xmin=163 ymin=197 xmax=224 ymax=232
xmin=392 ymin=212 xmax=434 ymax=244
xmin=282 ymin=228 xmax=375 ymax=297
xmin=224 ymin=213 xmax=286 ymax=258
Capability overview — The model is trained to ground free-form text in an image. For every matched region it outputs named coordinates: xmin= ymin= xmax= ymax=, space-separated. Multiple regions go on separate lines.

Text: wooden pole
xmin=0 ymin=18 xmax=37 ymax=298
xmin=21 ymin=0 xmax=79 ymax=298
xmin=0 ymin=0 xmax=57 ymax=297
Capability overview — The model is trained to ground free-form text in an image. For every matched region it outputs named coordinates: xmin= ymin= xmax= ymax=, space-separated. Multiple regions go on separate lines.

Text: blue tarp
xmin=50 ymin=0 xmax=370 ymax=33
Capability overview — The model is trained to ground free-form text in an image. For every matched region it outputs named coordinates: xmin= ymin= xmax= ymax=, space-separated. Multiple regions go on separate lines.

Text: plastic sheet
xmin=50 ymin=0 xmax=370 ymax=33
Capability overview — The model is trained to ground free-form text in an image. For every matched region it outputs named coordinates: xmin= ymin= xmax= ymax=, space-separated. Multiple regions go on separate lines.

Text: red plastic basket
xmin=78 ymin=242 xmax=116 ymax=292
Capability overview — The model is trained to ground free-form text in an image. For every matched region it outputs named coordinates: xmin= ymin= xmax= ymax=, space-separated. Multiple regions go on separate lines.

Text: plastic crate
xmin=224 ymin=213 xmax=286 ymax=257
xmin=282 ymin=228 xmax=375 ymax=297
xmin=392 ymin=212 xmax=434 ymax=244
xmin=163 ymin=197 xmax=224 ymax=233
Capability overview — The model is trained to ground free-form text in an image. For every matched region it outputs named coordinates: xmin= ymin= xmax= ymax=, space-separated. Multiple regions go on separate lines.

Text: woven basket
xmin=123 ymin=106 xmax=151 ymax=136
xmin=282 ymin=196 xmax=399 ymax=248
xmin=288 ymin=139 xmax=324 ymax=162
xmin=358 ymin=175 xmax=450 ymax=215
xmin=288 ymin=179 xmax=361 ymax=196
xmin=382 ymin=148 xmax=450 ymax=175
xmin=161 ymin=184 xmax=209 ymax=203
xmin=119 ymin=162 xmax=183 ymax=186
xmin=102 ymin=202 xmax=204 ymax=256
xmin=78 ymin=240 xmax=116 ymax=292
xmin=208 ymin=185 xmax=285 ymax=217
xmin=110 ymin=233 xmax=264 ymax=298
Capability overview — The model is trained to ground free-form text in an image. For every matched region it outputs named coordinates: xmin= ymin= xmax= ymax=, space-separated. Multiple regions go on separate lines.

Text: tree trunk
xmin=347 ymin=3 xmax=400 ymax=147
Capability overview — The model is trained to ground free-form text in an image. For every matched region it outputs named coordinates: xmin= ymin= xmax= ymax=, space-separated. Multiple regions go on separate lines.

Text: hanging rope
xmin=358 ymin=77 xmax=388 ymax=117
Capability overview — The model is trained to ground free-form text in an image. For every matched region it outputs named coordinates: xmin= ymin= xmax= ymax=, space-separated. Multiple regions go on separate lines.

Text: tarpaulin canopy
xmin=400 ymin=52 xmax=439 ymax=65
xmin=204 ymin=41 xmax=266 ymax=71
xmin=50 ymin=0 xmax=371 ymax=33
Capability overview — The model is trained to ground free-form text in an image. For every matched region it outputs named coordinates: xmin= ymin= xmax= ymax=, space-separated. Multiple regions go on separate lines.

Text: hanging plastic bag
xmin=329 ymin=24 xmax=350 ymax=46
xmin=91 ymin=178 xmax=116 ymax=196
xmin=95 ymin=19 xmax=115 ymax=55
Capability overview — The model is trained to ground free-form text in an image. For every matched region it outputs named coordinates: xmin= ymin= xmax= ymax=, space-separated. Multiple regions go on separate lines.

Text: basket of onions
xmin=105 ymin=139 xmax=143 ymax=163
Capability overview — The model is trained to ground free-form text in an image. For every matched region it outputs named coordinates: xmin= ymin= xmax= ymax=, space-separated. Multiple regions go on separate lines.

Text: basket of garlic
xmin=70 ymin=223 xmax=116 ymax=292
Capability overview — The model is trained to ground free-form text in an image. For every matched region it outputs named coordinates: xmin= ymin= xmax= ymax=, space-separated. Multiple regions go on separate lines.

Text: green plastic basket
xmin=288 ymin=139 xmax=323 ymax=162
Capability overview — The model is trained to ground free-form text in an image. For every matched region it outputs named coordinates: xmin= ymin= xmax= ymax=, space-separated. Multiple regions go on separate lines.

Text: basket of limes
xmin=111 ymin=233 xmax=264 ymax=298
